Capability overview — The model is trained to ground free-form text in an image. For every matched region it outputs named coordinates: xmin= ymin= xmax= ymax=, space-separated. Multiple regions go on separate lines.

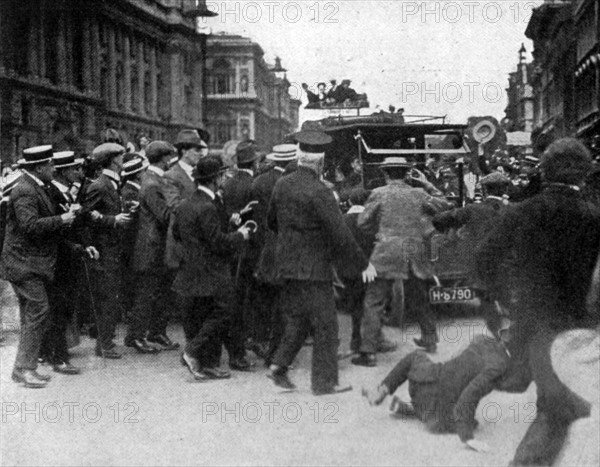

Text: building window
xmin=211 ymin=58 xmax=233 ymax=95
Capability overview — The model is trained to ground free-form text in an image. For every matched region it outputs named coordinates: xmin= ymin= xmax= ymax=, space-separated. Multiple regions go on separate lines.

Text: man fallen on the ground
xmin=362 ymin=322 xmax=531 ymax=451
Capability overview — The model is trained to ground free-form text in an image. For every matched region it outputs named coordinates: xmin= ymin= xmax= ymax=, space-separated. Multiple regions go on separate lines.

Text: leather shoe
xmin=147 ymin=334 xmax=180 ymax=351
xmin=53 ymin=362 xmax=81 ymax=375
xmin=126 ymin=338 xmax=160 ymax=354
xmin=32 ymin=370 xmax=52 ymax=381
xmin=181 ymin=353 xmax=209 ymax=381
xmin=230 ymin=357 xmax=254 ymax=372
xmin=246 ymin=340 xmax=268 ymax=360
xmin=413 ymin=338 xmax=437 ymax=353
xmin=352 ymin=353 xmax=377 ymax=367
xmin=267 ymin=370 xmax=296 ymax=390
xmin=95 ymin=348 xmax=122 ymax=359
xmin=201 ymin=367 xmax=231 ymax=379
xmin=313 ymin=383 xmax=353 ymax=396
xmin=377 ymin=340 xmax=398 ymax=353
xmin=12 ymin=369 xmax=47 ymax=388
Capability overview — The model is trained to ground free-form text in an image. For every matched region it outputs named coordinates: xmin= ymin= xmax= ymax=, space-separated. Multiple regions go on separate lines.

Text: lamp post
xmin=271 ymin=56 xmax=287 ymax=142
xmin=185 ymin=0 xmax=218 ymax=128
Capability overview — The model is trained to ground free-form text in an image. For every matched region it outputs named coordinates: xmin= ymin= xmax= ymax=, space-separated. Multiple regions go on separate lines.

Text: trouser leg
xmin=408 ymin=271 xmax=438 ymax=344
xmin=310 ymin=282 xmax=339 ymax=392
xmin=272 ymin=281 xmax=312 ymax=369
xmin=360 ymin=279 xmax=392 ymax=354
xmin=266 ymin=285 xmax=283 ymax=365
xmin=12 ymin=278 xmax=51 ymax=371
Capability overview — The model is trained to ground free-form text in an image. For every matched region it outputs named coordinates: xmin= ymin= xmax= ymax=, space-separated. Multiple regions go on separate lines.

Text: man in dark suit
xmin=173 ymin=156 xmax=253 ymax=380
xmin=362 ymin=330 xmax=530 ymax=448
xmin=252 ymin=144 xmax=297 ymax=365
xmin=476 ymin=138 xmax=600 ymax=466
xmin=83 ymin=143 xmax=132 ymax=359
xmin=0 ymin=146 xmax=79 ymax=387
xmin=125 ymin=141 xmax=179 ymax=353
xmin=221 ymin=140 xmax=262 ymax=370
xmin=40 ymin=151 xmax=98 ymax=375
xmin=266 ymin=131 xmax=375 ymax=394
xmin=433 ymin=172 xmax=511 ymax=333
xmin=119 ymin=154 xmax=147 ymax=331
xmin=164 ymin=129 xmax=208 ymax=271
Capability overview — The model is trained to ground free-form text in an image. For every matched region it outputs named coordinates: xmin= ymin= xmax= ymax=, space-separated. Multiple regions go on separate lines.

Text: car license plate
xmin=429 ymin=286 xmax=475 ymax=304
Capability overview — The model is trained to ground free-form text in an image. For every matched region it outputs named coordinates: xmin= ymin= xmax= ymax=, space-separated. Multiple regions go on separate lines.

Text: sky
xmin=201 ymin=0 xmax=544 ymax=125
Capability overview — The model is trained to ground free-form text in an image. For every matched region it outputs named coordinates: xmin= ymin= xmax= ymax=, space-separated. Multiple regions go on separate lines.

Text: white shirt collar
xmin=274 ymin=166 xmax=285 ymax=173
xmin=347 ymin=205 xmax=365 ymax=214
xmin=178 ymin=160 xmax=194 ymax=181
xmin=238 ymin=168 xmax=254 ymax=177
xmin=126 ymin=181 xmax=141 ymax=190
xmin=103 ymin=169 xmax=120 ymax=182
xmin=51 ymin=180 xmax=69 ymax=193
xmin=148 ymin=165 xmax=164 ymax=177
xmin=197 ymin=185 xmax=215 ymax=200
xmin=23 ymin=170 xmax=45 ymax=187
xmin=486 ymin=195 xmax=504 ymax=201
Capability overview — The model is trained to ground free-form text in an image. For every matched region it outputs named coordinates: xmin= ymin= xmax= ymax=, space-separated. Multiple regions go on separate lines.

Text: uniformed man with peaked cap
xmin=266 ymin=130 xmax=375 ymax=394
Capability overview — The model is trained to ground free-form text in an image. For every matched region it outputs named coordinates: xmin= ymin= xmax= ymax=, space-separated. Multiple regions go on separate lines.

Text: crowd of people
xmin=1 ymin=127 xmax=599 ymax=465
xmin=302 ymin=79 xmax=369 ymax=109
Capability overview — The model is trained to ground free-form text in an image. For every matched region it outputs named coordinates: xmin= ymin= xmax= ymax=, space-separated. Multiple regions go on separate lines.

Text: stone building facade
xmin=525 ymin=0 xmax=600 ymax=151
xmin=0 ymin=0 xmax=207 ymax=164
xmin=205 ymin=33 xmax=301 ymax=155
xmin=504 ymin=44 xmax=534 ymax=134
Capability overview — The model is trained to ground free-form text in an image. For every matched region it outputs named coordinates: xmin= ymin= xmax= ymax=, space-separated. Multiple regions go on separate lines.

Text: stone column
xmin=149 ymin=44 xmax=158 ymax=117
xmin=27 ymin=8 xmax=38 ymax=77
xmin=90 ymin=19 xmax=100 ymax=96
xmin=37 ymin=1 xmax=46 ymax=79
xmin=137 ymin=40 xmax=145 ymax=115
xmin=168 ymin=41 xmax=181 ymax=123
xmin=57 ymin=11 xmax=68 ymax=86
xmin=82 ymin=18 xmax=93 ymax=92
xmin=123 ymin=34 xmax=132 ymax=112
xmin=107 ymin=27 xmax=117 ymax=108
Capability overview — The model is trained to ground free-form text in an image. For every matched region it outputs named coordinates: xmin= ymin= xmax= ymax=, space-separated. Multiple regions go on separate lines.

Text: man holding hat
xmin=164 ymin=129 xmax=209 ymax=270
xmin=252 ymin=144 xmax=297 ymax=364
xmin=1 ymin=145 xmax=80 ymax=387
xmin=352 ymin=157 xmax=452 ymax=367
xmin=476 ymin=137 xmax=600 ymax=466
xmin=83 ymin=142 xmax=132 ymax=359
xmin=266 ymin=130 xmax=375 ymax=394
xmin=173 ymin=156 xmax=253 ymax=380
xmin=125 ymin=141 xmax=180 ymax=353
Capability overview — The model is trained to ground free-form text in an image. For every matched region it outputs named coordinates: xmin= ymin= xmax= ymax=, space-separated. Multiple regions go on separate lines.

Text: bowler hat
xmin=146 ymin=141 xmax=175 ymax=164
xmin=175 ymin=129 xmax=203 ymax=149
xmin=235 ymin=140 xmax=260 ymax=164
xmin=266 ymin=144 xmax=297 ymax=162
xmin=193 ymin=155 xmax=226 ymax=182
xmin=53 ymin=151 xmax=83 ymax=169
xmin=380 ymin=157 xmax=412 ymax=168
xmin=17 ymin=145 xmax=54 ymax=166
xmin=91 ymin=143 xmax=125 ymax=165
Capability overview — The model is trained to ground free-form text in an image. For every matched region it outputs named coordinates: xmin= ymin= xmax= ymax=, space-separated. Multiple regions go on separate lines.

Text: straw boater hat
xmin=17 ymin=145 xmax=54 ymax=166
xmin=53 ymin=151 xmax=84 ymax=169
xmin=266 ymin=144 xmax=297 ymax=162
xmin=380 ymin=156 xmax=413 ymax=168
xmin=121 ymin=154 xmax=148 ymax=178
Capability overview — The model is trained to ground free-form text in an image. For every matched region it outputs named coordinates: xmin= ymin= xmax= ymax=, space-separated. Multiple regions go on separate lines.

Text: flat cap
xmin=480 ymin=172 xmax=510 ymax=187
xmin=145 ymin=140 xmax=175 ymax=163
xmin=91 ymin=143 xmax=125 ymax=165
xmin=295 ymin=130 xmax=332 ymax=153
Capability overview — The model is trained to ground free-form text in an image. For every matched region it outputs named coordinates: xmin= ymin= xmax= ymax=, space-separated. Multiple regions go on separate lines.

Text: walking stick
xmin=81 ymin=257 xmax=106 ymax=367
